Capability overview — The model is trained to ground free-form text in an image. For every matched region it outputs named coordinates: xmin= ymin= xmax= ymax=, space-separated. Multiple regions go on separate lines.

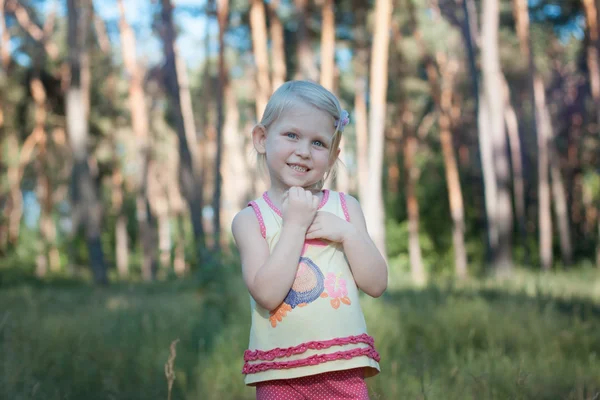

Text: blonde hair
xmin=256 ymin=80 xmax=347 ymax=190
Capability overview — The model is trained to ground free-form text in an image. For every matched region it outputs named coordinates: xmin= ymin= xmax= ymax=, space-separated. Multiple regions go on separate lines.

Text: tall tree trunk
xmin=353 ymin=0 xmax=369 ymax=202
xmin=320 ymin=0 xmax=335 ymax=90
xmin=268 ymin=0 xmax=286 ymax=89
xmin=160 ymin=0 xmax=205 ymax=260
xmin=118 ymin=0 xmax=158 ymax=280
xmin=66 ymin=0 xmax=107 ymax=285
xmin=293 ymin=0 xmax=318 ymax=80
xmin=461 ymin=0 xmax=498 ymax=263
xmin=0 ymin=0 xmax=14 ymax=250
xmin=364 ymin=0 xmax=392 ymax=260
xmin=501 ymin=77 xmax=527 ymax=262
xmin=513 ymin=0 xmax=551 ymax=270
xmin=403 ymin=124 xmax=426 ymax=284
xmin=533 ymin=77 xmax=553 ymax=270
xmin=222 ymin=84 xmax=249 ymax=232
xmin=481 ymin=0 xmax=512 ymax=275
xmin=408 ymin=0 xmax=467 ymax=278
xmin=438 ymin=55 xmax=468 ymax=279
xmin=112 ymin=167 xmax=129 ymax=278
xmin=583 ymin=0 xmax=600 ymax=123
xmin=31 ymin=70 xmax=60 ymax=274
xmin=213 ymin=0 xmax=229 ymax=250
xmin=582 ymin=0 xmax=600 ymax=268
xmin=250 ymin=0 xmax=271 ymax=120
xmin=318 ymin=0 xmax=347 ymax=192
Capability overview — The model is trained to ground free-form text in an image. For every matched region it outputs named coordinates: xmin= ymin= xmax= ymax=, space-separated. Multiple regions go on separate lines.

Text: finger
xmin=312 ymin=195 xmax=319 ymax=208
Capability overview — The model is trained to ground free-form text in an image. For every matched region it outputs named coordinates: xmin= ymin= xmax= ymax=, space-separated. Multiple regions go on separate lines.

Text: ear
xmin=329 ymin=147 xmax=341 ymax=168
xmin=252 ymin=124 xmax=268 ymax=154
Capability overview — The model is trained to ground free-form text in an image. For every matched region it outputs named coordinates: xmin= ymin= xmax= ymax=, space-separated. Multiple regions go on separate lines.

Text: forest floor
xmin=1 ymin=260 xmax=599 ymax=400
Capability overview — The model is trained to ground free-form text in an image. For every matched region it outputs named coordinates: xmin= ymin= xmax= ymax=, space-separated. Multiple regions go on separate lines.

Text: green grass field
xmin=1 ymin=264 xmax=600 ymax=400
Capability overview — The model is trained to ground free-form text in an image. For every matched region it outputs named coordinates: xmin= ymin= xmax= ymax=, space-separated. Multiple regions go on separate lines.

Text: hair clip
xmin=335 ymin=110 xmax=350 ymax=131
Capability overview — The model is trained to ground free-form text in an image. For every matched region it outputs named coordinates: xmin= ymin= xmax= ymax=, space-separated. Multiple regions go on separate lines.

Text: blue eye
xmin=286 ymin=132 xmax=298 ymax=139
xmin=313 ymin=140 xmax=324 ymax=147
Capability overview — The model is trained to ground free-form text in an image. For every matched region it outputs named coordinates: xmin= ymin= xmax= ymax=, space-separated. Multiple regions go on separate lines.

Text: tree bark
xmin=213 ymin=0 xmax=229 ymax=250
xmin=293 ymin=0 xmax=318 ymax=80
xmin=268 ymin=0 xmax=286 ymax=89
xmin=364 ymin=0 xmax=392 ymax=260
xmin=160 ymin=0 xmax=205 ymax=260
xmin=438 ymin=56 xmax=468 ymax=279
xmin=481 ymin=0 xmax=512 ymax=275
xmin=501 ymin=76 xmax=527 ymax=256
xmin=250 ymin=0 xmax=271 ymax=120
xmin=66 ymin=0 xmax=107 ymax=284
xmin=403 ymin=125 xmax=426 ymax=285
xmin=353 ymin=1 xmax=369 ymax=202
xmin=118 ymin=0 xmax=158 ymax=280
xmin=320 ymin=0 xmax=335 ymax=90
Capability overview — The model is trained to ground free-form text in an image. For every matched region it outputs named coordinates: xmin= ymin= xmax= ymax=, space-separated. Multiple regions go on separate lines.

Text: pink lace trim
xmin=339 ymin=192 xmax=350 ymax=222
xmin=243 ymin=333 xmax=380 ymax=374
xmin=244 ymin=333 xmax=374 ymax=361
xmin=243 ymin=347 xmax=380 ymax=374
xmin=263 ymin=190 xmax=330 ymax=218
xmin=248 ymin=201 xmax=266 ymax=238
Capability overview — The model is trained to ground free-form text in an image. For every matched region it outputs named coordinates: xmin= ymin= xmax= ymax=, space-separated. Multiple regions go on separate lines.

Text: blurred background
xmin=1 ymin=0 xmax=600 ymax=399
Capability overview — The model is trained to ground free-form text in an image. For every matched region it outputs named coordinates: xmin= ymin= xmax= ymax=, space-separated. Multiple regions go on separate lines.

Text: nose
xmin=295 ymin=140 xmax=311 ymax=158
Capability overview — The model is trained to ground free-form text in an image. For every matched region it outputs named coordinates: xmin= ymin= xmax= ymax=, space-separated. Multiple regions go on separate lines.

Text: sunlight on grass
xmin=1 ymin=266 xmax=599 ymax=399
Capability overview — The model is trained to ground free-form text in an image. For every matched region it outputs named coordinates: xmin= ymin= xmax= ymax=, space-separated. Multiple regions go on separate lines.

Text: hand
xmin=305 ymin=211 xmax=353 ymax=243
xmin=281 ymin=187 xmax=320 ymax=230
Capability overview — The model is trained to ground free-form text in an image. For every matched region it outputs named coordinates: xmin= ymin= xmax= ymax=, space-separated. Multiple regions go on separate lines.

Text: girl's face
xmin=253 ymin=101 xmax=340 ymax=192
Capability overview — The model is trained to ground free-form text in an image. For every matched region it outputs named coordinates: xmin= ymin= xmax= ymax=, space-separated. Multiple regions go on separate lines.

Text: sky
xmin=6 ymin=0 xmax=215 ymax=68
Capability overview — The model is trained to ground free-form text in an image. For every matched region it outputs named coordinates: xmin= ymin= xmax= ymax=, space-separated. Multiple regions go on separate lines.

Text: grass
xmin=1 ymin=264 xmax=600 ymax=399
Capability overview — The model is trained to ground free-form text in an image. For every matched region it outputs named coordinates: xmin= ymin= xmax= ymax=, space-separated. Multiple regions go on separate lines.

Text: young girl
xmin=232 ymin=80 xmax=388 ymax=399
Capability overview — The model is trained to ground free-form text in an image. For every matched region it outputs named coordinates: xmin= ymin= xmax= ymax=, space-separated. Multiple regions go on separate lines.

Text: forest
xmin=1 ymin=0 xmax=599 ymax=399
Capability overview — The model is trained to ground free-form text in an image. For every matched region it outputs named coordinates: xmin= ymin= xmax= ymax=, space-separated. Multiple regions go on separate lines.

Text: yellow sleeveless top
xmin=243 ymin=190 xmax=381 ymax=385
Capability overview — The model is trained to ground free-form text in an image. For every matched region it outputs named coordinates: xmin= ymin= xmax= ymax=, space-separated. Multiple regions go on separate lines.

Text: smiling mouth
xmin=288 ymin=163 xmax=310 ymax=173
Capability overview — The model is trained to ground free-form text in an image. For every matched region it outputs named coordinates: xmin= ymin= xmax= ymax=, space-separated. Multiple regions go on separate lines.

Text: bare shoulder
xmin=232 ymin=205 xmax=270 ymax=286
xmin=231 ymin=206 xmax=262 ymax=242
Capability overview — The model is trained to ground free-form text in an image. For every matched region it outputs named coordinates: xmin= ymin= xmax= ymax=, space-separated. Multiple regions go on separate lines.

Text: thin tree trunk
xmin=160 ymin=0 xmax=205 ymax=260
xmin=502 ymin=79 xmax=527 ymax=258
xmin=320 ymin=0 xmax=335 ymax=90
xmin=513 ymin=0 xmax=552 ymax=270
xmin=293 ymin=0 xmax=318 ymax=80
xmin=0 ymin=0 xmax=9 ymax=250
xmin=66 ymin=0 xmax=107 ymax=284
xmin=584 ymin=0 xmax=600 ymax=122
xmin=408 ymin=0 xmax=467 ymax=278
xmin=353 ymin=1 xmax=369 ymax=202
xmin=112 ymin=167 xmax=129 ymax=278
xmin=118 ymin=0 xmax=158 ymax=280
xmin=364 ymin=0 xmax=392 ymax=260
xmin=532 ymin=76 xmax=553 ymax=270
xmin=222 ymin=83 xmax=249 ymax=230
xmin=549 ymin=147 xmax=572 ymax=266
xmin=460 ymin=0 xmax=498 ymax=264
xmin=438 ymin=56 xmax=468 ymax=279
xmin=268 ymin=0 xmax=286 ymax=89
xmin=213 ymin=0 xmax=229 ymax=250
xmin=250 ymin=0 xmax=271 ymax=120
xmin=403 ymin=126 xmax=426 ymax=284
xmin=481 ymin=0 xmax=512 ymax=275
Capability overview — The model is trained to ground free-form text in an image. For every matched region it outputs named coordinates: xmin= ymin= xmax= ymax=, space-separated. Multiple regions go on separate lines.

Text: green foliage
xmin=1 ymin=266 xmax=599 ymax=399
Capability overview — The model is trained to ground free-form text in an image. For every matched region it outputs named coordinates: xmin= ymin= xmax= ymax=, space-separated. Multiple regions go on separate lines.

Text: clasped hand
xmin=282 ymin=187 xmax=351 ymax=243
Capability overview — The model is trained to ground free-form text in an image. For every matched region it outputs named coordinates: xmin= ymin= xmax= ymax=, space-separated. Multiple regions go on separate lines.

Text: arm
xmin=232 ymin=188 xmax=319 ymax=311
xmin=304 ymin=195 xmax=388 ymax=297
xmin=342 ymin=195 xmax=388 ymax=297
xmin=232 ymin=208 xmax=306 ymax=311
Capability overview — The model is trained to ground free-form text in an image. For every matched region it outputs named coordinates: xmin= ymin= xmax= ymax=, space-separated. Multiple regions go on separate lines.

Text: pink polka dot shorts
xmin=255 ymin=368 xmax=370 ymax=400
